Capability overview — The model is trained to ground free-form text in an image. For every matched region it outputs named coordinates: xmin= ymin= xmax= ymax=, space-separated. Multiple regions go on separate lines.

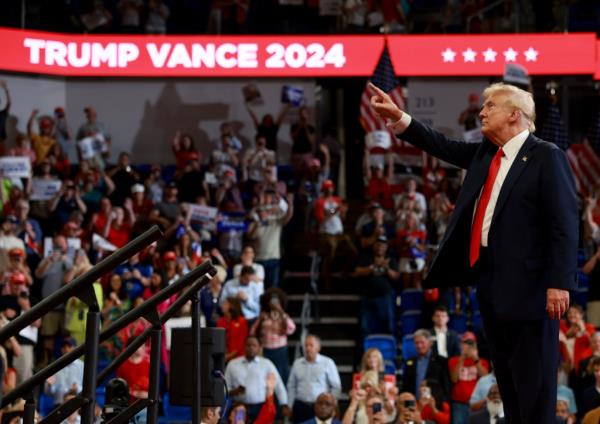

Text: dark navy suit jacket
xmin=299 ymin=419 xmax=342 ymax=424
xmin=401 ymin=119 xmax=578 ymax=320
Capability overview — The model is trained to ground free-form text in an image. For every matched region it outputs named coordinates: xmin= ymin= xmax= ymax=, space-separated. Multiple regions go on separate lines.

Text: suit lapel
xmin=490 ymin=135 xmax=537 ymax=226
xmin=441 ymin=142 xmax=495 ymax=239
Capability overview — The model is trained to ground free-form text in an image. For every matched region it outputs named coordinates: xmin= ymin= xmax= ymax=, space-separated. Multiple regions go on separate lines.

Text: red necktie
xmin=469 ymin=148 xmax=504 ymax=266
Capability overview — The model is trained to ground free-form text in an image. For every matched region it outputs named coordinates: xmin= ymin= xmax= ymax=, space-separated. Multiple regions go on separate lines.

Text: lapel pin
xmin=522 ymin=156 xmax=528 ymax=162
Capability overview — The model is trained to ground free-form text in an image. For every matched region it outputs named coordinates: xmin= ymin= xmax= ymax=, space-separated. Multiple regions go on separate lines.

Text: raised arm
xmin=0 ymin=81 xmax=11 ymax=111
xmin=246 ymin=104 xmax=260 ymax=129
xmin=27 ymin=109 xmax=38 ymax=137
xmin=369 ymin=83 xmax=479 ymax=169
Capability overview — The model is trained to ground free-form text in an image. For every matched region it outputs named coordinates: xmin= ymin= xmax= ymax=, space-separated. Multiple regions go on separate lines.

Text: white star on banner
xmin=503 ymin=48 xmax=518 ymax=62
xmin=524 ymin=47 xmax=539 ymax=62
xmin=482 ymin=48 xmax=497 ymax=62
xmin=462 ymin=48 xmax=477 ymax=62
xmin=441 ymin=48 xmax=456 ymax=63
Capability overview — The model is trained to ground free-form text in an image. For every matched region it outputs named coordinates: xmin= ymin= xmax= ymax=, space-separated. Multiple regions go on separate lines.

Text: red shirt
xmin=216 ymin=316 xmax=248 ymax=359
xmin=421 ymin=401 xmax=450 ymax=424
xmin=117 ymin=355 xmax=150 ymax=397
xmin=107 ymin=223 xmax=132 ymax=248
xmin=366 ymin=177 xmax=393 ymax=210
xmin=448 ymin=357 xmax=489 ymax=403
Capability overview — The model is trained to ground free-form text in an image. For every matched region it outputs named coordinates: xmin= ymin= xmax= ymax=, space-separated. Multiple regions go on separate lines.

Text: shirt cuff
xmin=388 ymin=112 xmax=412 ymax=135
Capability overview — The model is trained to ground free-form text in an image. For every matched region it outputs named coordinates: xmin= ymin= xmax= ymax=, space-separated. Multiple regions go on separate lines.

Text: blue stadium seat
xmin=384 ymin=359 xmax=396 ymax=375
xmin=449 ymin=314 xmax=467 ymax=334
xmin=400 ymin=310 xmax=422 ymax=336
xmin=401 ymin=335 xmax=417 ymax=360
xmin=364 ymin=334 xmax=397 ymax=363
xmin=472 ymin=312 xmax=484 ymax=333
xmin=399 ymin=289 xmax=423 ymax=313
xmin=95 ymin=387 xmax=106 ymax=408
xmin=162 ymin=393 xmax=191 ymax=423
xmin=39 ymin=392 xmax=55 ymax=417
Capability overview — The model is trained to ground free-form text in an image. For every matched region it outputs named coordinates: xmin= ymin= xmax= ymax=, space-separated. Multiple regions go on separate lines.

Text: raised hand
xmin=368 ymin=83 xmax=403 ymax=123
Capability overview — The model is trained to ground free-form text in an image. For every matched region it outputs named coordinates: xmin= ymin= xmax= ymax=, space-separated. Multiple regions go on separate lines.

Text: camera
xmin=102 ymin=378 xmax=130 ymax=423
xmin=372 ymin=402 xmax=382 ymax=414
xmin=373 ymin=266 xmax=386 ymax=276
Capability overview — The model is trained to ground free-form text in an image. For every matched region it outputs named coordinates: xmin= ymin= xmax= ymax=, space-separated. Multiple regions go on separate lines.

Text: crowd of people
xmin=0 ymin=68 xmax=599 ymax=424
xmin=3 ymin=0 xmax=593 ymax=37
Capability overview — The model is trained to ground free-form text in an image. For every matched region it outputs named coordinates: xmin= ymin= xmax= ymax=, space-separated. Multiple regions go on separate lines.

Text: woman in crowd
xmin=417 ymin=379 xmax=450 ymax=424
xmin=396 ymin=211 xmax=427 ymax=289
xmin=217 ymin=297 xmax=248 ymax=362
xmin=342 ymin=370 xmax=395 ymax=424
xmin=233 ymin=245 xmax=265 ymax=285
xmin=64 ymin=249 xmax=103 ymax=346
xmin=359 ymin=348 xmax=384 ymax=374
xmin=172 ymin=131 xmax=200 ymax=174
xmin=250 ymin=288 xmax=295 ymax=382
xmin=200 ymin=265 xmax=226 ymax=327
xmin=559 ymin=304 xmax=596 ymax=374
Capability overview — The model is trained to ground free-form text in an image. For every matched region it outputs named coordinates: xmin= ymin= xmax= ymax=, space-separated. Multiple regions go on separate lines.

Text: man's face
xmin=406 ymin=179 xmax=416 ymax=193
xmin=54 ymin=236 xmax=67 ymax=253
xmin=304 ymin=336 xmax=320 ymax=361
xmin=432 ymin=310 xmax=449 ymax=327
xmin=592 ymin=336 xmax=600 ymax=353
xmin=487 ymin=385 xmax=501 ymax=402
xmin=245 ymin=337 xmax=260 ymax=359
xmin=373 ymin=241 xmax=387 ymax=256
xmin=239 ymin=273 xmax=254 ymax=285
xmin=365 ymin=396 xmax=384 ymax=423
xmin=414 ymin=335 xmax=431 ymax=356
xmin=593 ymin=365 xmax=600 ymax=382
xmin=397 ymin=393 xmax=417 ymax=418
xmin=479 ymin=93 xmax=513 ymax=140
xmin=256 ymin=136 xmax=266 ymax=149
xmin=119 ymin=154 xmax=130 ymax=167
xmin=314 ymin=394 xmax=335 ymax=420
xmin=555 ymin=401 xmax=569 ymax=419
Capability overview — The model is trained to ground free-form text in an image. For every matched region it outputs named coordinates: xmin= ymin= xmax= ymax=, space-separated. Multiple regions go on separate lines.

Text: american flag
xmin=360 ymin=47 xmax=422 ymax=166
xmin=566 ymin=143 xmax=600 ymax=196
xmin=360 ymin=46 xmax=406 ymax=141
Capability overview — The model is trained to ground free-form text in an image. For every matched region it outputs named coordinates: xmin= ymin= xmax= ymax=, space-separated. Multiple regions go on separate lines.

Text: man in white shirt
xmin=220 ymin=266 xmax=263 ymax=324
xmin=224 ymin=336 xmax=289 ymax=421
xmin=288 ymin=335 xmax=342 ymax=423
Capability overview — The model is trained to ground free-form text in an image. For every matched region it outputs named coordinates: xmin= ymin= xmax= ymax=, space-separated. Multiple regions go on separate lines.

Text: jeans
xmin=258 ymin=259 xmax=281 ymax=288
xmin=451 ymin=402 xmax=470 ymax=424
xmin=263 ymin=346 xmax=290 ymax=383
xmin=361 ymin=294 xmax=395 ymax=337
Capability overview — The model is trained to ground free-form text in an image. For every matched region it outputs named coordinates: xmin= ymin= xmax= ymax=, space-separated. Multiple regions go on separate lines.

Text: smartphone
xmin=421 ymin=387 xmax=432 ymax=399
xmin=234 ymin=408 xmax=246 ymax=422
xmin=372 ymin=402 xmax=382 ymax=414
xmin=403 ymin=399 xmax=416 ymax=409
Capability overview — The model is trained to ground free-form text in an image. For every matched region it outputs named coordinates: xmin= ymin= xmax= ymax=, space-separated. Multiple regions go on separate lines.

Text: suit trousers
xmin=475 ymin=247 xmax=559 ymax=424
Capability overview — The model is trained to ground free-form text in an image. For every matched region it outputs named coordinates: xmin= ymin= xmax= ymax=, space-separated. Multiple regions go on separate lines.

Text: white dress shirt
xmin=434 ymin=327 xmax=448 ymax=358
xmin=224 ymin=356 xmax=288 ymax=405
xmin=391 ymin=113 xmax=529 ymax=246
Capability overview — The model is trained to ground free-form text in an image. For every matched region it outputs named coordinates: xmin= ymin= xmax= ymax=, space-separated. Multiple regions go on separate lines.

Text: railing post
xmin=23 ymin=392 xmax=35 ymax=424
xmin=80 ymin=308 xmax=100 ymax=424
xmin=192 ymin=289 xmax=202 ymax=424
xmin=147 ymin=326 xmax=162 ymax=424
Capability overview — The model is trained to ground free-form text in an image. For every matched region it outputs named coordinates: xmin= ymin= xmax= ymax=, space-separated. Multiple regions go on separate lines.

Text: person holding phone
xmin=396 ymin=392 xmax=434 ymax=424
xmin=250 ymin=288 xmax=295 ymax=382
xmin=417 ymin=379 xmax=450 ymax=424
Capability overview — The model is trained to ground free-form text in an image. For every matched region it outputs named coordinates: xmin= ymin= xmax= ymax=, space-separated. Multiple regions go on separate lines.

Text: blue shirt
xmin=44 ymin=359 xmax=84 ymax=405
xmin=287 ymin=354 xmax=342 ymax=405
xmin=224 ymin=356 xmax=288 ymax=405
xmin=415 ymin=350 xmax=431 ymax=399
xmin=469 ymin=373 xmax=497 ymax=405
xmin=220 ymin=278 xmax=262 ymax=320
xmin=558 ymin=384 xmax=577 ymax=414
xmin=200 ymin=285 xmax=222 ymax=327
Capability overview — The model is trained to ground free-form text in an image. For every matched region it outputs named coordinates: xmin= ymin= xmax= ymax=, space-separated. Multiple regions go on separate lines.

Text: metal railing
xmin=0 ymin=225 xmax=217 ymax=424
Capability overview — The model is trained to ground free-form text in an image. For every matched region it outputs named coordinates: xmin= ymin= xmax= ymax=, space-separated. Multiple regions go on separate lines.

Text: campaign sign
xmin=0 ymin=157 xmax=31 ymax=178
xmin=281 ymin=85 xmax=305 ymax=107
xmin=187 ymin=204 xmax=218 ymax=223
xmin=30 ymin=179 xmax=62 ymax=201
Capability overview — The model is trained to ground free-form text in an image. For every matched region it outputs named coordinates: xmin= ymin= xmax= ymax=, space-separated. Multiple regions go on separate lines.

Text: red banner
xmin=596 ymin=41 xmax=600 ymax=80
xmin=387 ymin=34 xmax=597 ymax=76
xmin=0 ymin=28 xmax=385 ymax=77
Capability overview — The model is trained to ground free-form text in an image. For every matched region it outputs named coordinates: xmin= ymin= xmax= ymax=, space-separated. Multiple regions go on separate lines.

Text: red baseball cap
xmin=321 ymin=180 xmax=335 ymax=191
xmin=163 ymin=251 xmax=177 ymax=262
xmin=461 ymin=331 xmax=477 ymax=343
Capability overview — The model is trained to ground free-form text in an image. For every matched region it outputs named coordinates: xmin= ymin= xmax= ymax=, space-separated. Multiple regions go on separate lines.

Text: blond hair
xmin=482 ymin=83 xmax=536 ymax=132
xmin=360 ymin=348 xmax=385 ymax=373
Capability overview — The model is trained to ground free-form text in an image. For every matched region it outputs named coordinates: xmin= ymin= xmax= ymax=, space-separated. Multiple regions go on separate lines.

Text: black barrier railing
xmin=0 ymin=225 xmax=162 ymax=344
xmin=0 ymin=223 xmax=217 ymax=424
xmin=3 ymin=260 xmax=216 ymax=406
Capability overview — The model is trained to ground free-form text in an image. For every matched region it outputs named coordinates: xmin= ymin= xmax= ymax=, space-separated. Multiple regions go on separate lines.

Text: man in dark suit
xmin=401 ymin=329 xmax=450 ymax=399
xmin=469 ymin=384 xmax=505 ymax=424
xmin=370 ymin=82 xmax=578 ymax=423
xmin=299 ymin=392 xmax=342 ymax=424
xmin=430 ymin=305 xmax=461 ymax=359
